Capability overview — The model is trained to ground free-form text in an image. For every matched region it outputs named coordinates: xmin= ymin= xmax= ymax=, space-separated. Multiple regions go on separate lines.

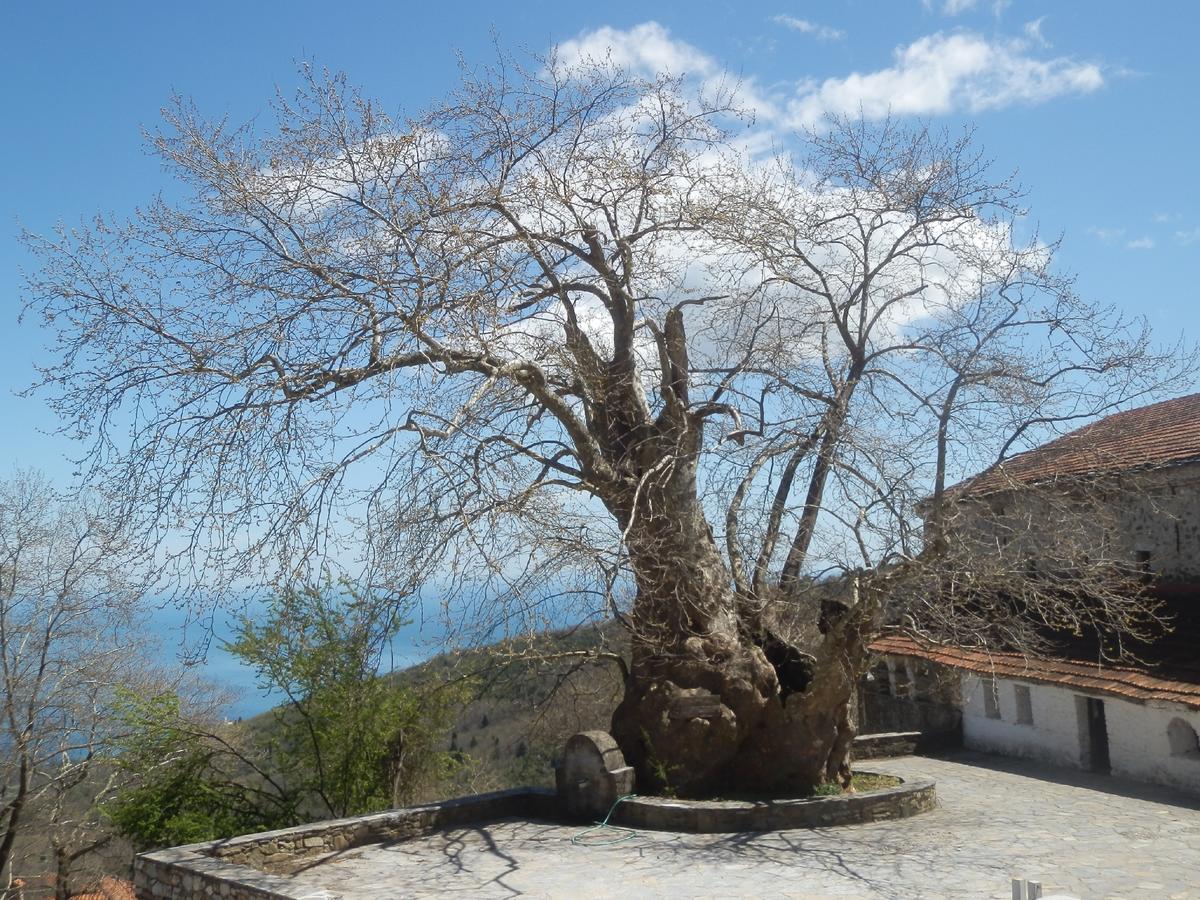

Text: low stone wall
xmin=133 ymin=787 xmax=559 ymax=899
xmin=854 ymin=731 xmax=923 ymax=758
xmin=136 ymin=747 xmax=939 ymax=896
xmin=611 ymin=775 xmax=937 ymax=833
xmin=854 ymin=728 xmax=962 ymax=758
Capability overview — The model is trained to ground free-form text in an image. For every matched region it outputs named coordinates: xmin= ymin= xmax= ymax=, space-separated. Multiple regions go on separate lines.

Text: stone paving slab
xmin=279 ymin=752 xmax=1200 ymax=899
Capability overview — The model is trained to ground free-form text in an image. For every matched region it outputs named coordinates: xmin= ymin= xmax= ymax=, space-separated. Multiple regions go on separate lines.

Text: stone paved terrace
xmin=273 ymin=752 xmax=1199 ymax=899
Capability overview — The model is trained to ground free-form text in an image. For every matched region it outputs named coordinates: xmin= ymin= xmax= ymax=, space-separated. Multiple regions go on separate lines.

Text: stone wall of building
xmin=1107 ymin=465 xmax=1200 ymax=579
xmin=955 ymin=462 xmax=1200 ymax=581
xmin=859 ymin=658 xmax=962 ymax=744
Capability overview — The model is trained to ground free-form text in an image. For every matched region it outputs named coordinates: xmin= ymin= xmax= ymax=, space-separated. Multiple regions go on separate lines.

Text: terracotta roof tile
xmin=870 ymin=634 xmax=1200 ymax=710
xmin=69 ymin=877 xmax=136 ymax=900
xmin=955 ymin=393 xmax=1200 ymax=496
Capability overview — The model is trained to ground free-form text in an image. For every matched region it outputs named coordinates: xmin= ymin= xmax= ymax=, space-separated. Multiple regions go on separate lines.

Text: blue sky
xmin=3 ymin=0 xmax=1198 ymax=482
xmin=2 ymin=0 xmax=1197 ymax=711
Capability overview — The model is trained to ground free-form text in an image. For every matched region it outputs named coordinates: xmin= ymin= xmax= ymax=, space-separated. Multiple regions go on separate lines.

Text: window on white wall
xmin=983 ymin=679 xmax=1001 ymax=719
xmin=1167 ymin=717 xmax=1200 ymax=758
xmin=1014 ymin=685 xmax=1034 ymax=726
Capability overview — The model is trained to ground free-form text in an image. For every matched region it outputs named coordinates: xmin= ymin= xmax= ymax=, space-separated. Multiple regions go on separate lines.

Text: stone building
xmin=869 ymin=393 xmax=1200 ymax=795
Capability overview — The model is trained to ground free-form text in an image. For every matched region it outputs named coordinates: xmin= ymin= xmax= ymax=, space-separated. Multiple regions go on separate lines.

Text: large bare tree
xmin=22 ymin=55 xmax=1188 ymax=795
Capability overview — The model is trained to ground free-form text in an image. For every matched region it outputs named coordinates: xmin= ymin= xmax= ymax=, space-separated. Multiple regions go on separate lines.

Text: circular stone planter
xmin=610 ymin=774 xmax=937 ymax=833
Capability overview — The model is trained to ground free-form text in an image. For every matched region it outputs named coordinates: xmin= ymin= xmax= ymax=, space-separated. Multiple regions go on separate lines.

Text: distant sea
xmin=145 ymin=603 xmax=438 ymax=720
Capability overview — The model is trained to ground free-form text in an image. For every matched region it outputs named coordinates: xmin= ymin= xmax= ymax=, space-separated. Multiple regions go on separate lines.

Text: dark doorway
xmin=1085 ymin=697 xmax=1111 ymax=773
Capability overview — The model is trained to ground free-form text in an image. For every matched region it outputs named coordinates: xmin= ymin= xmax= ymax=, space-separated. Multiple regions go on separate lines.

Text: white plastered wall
xmin=961 ymin=674 xmax=1085 ymax=768
xmin=961 ymin=672 xmax=1200 ymax=794
xmin=1105 ymin=699 xmax=1200 ymax=793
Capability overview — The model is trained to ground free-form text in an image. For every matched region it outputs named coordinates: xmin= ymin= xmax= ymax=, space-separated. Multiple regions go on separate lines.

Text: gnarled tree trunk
xmin=605 ymin=471 xmax=870 ymax=797
xmin=609 ymin=582 xmax=869 ymax=796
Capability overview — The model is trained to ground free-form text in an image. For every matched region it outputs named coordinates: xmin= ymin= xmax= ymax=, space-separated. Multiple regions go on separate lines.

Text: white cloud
xmin=783 ymin=32 xmax=1104 ymax=127
xmin=556 ymin=23 xmax=1104 ymax=134
xmin=1153 ymin=211 xmax=1180 ymax=223
xmin=772 ymin=14 xmax=845 ymax=41
xmin=932 ymin=0 xmax=1009 ymax=15
xmin=1024 ymin=17 xmax=1050 ymax=48
xmin=1087 ymin=226 xmax=1125 ymax=242
xmin=555 ymin=23 xmax=783 ymax=127
xmin=1176 ymin=228 xmax=1200 ymax=246
xmin=922 ymin=0 xmax=982 ymax=13
xmin=555 ymin=22 xmax=716 ymax=77
xmin=1125 ymin=236 xmax=1155 ymax=250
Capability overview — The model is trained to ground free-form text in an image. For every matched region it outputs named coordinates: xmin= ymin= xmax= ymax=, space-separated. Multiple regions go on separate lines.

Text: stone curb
xmin=612 ymin=774 xmax=938 ymax=833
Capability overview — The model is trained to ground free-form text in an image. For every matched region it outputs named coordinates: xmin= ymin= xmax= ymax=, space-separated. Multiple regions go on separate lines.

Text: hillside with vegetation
xmin=225 ymin=619 xmax=627 ymax=802
xmin=400 ymin=621 xmax=627 ymax=794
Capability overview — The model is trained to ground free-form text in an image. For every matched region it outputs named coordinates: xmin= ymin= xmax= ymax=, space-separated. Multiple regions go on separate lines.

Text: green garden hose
xmin=571 ymin=793 xmax=639 ymax=846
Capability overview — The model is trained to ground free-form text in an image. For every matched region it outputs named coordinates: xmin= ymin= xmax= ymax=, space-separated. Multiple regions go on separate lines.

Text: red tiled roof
xmin=955 ymin=393 xmax=1200 ymax=496
xmin=69 ymin=877 xmax=136 ymax=900
xmin=870 ymin=634 xmax=1200 ymax=710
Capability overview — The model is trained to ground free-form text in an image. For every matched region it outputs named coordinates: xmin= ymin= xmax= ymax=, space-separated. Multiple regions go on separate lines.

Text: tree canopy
xmin=23 ymin=52 xmax=1190 ymax=793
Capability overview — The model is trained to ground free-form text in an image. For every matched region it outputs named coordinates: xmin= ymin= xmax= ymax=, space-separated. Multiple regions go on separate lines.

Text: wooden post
xmin=1011 ymin=878 xmax=1042 ymax=900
